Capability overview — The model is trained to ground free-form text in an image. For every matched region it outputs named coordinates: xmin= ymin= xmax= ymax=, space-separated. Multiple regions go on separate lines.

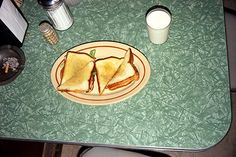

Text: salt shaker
xmin=39 ymin=22 xmax=59 ymax=45
xmin=38 ymin=0 xmax=73 ymax=31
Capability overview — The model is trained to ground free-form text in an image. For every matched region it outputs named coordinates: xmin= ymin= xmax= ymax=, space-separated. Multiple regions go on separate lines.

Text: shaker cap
xmin=39 ymin=22 xmax=52 ymax=33
xmin=38 ymin=0 xmax=62 ymax=10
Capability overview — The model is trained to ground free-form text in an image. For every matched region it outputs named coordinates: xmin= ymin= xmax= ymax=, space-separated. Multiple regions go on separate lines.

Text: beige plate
xmin=51 ymin=41 xmax=151 ymax=105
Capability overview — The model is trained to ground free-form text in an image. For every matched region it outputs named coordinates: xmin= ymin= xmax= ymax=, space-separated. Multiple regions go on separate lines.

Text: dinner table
xmin=0 ymin=0 xmax=231 ymax=151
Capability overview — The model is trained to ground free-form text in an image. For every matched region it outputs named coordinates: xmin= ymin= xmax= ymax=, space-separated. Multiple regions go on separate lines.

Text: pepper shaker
xmin=38 ymin=0 xmax=73 ymax=31
xmin=39 ymin=22 xmax=59 ymax=45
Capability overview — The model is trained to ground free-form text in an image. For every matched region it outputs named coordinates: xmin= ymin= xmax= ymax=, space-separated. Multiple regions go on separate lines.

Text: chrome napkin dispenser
xmin=0 ymin=0 xmax=28 ymax=47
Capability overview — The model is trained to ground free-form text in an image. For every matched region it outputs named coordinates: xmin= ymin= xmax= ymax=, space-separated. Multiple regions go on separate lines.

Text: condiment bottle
xmin=39 ymin=22 xmax=59 ymax=45
xmin=38 ymin=0 xmax=73 ymax=31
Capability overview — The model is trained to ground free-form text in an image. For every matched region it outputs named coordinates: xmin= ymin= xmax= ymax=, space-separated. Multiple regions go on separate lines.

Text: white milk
xmin=146 ymin=9 xmax=171 ymax=44
xmin=146 ymin=10 xmax=171 ymax=29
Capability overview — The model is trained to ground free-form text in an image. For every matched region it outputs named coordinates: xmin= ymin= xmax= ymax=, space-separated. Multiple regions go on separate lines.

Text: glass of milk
xmin=146 ymin=6 xmax=172 ymax=44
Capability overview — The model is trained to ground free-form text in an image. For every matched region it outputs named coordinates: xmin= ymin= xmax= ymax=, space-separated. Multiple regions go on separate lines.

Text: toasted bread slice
xmin=60 ymin=51 xmax=95 ymax=84
xmin=58 ymin=61 xmax=95 ymax=92
xmin=58 ymin=51 xmax=95 ymax=93
xmin=107 ymin=48 xmax=139 ymax=90
xmin=95 ymin=57 xmax=124 ymax=94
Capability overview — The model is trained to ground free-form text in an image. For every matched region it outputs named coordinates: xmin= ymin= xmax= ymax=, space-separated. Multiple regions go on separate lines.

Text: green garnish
xmin=89 ymin=49 xmax=96 ymax=58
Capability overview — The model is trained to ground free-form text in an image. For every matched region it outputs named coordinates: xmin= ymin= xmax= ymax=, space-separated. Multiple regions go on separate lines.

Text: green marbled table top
xmin=0 ymin=0 xmax=231 ymax=150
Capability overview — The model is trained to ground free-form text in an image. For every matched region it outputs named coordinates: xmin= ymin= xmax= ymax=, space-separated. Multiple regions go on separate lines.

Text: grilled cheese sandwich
xmin=57 ymin=48 xmax=139 ymax=95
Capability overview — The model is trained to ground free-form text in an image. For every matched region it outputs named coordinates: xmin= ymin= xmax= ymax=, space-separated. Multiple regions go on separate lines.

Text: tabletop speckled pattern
xmin=0 ymin=0 xmax=231 ymax=150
